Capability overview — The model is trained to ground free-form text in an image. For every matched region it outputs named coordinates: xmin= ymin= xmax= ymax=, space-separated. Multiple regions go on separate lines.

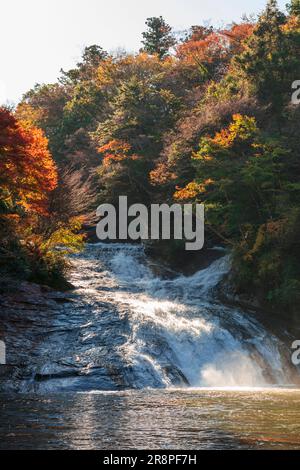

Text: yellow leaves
xmin=174 ymin=183 xmax=198 ymax=200
xmin=230 ymin=114 xmax=257 ymax=144
xmin=225 ymin=114 xmax=258 ymax=144
xmin=174 ymin=179 xmax=214 ymax=200
xmin=281 ymin=15 xmax=300 ymax=33
xmin=40 ymin=217 xmax=85 ymax=254
xmin=15 ymin=103 xmax=44 ymax=126
xmin=97 ymin=53 xmax=176 ymax=88
xmin=193 ymin=115 xmax=258 ymax=164
xmin=97 ymin=58 xmax=116 ymax=85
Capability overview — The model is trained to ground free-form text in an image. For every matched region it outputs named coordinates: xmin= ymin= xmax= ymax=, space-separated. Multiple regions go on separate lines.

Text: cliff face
xmin=0 ymin=279 xmax=75 ymax=392
xmin=217 ymin=274 xmax=300 ymax=380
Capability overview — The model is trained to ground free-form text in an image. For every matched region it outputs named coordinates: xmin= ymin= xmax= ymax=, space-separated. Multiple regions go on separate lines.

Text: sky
xmin=0 ymin=0 xmax=288 ymax=104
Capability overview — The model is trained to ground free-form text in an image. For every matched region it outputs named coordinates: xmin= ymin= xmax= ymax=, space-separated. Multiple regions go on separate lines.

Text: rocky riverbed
xmin=0 ymin=243 xmax=299 ymax=393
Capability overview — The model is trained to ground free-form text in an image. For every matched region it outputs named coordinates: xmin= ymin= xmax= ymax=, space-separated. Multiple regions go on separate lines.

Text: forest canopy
xmin=1 ymin=0 xmax=300 ymax=314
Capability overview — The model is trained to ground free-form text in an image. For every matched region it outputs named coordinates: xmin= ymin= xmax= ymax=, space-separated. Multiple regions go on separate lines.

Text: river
xmin=0 ymin=243 xmax=299 ymax=449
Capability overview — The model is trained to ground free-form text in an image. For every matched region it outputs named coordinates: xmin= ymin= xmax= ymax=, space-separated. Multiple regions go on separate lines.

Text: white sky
xmin=0 ymin=0 xmax=287 ymax=104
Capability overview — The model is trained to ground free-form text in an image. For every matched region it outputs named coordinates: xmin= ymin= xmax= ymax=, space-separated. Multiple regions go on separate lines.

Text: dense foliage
xmin=1 ymin=0 xmax=299 ymax=313
xmin=0 ymin=108 xmax=85 ymax=288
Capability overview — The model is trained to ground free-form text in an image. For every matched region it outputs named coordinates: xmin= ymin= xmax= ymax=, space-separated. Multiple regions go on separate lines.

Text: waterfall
xmin=67 ymin=243 xmax=292 ymax=390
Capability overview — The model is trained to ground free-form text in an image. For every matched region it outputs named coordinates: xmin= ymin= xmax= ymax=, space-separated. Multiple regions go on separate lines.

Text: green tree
xmin=174 ymin=113 xmax=300 ymax=313
xmin=93 ymin=55 xmax=182 ymax=206
xmin=175 ymin=114 xmax=286 ymax=234
xmin=141 ymin=16 xmax=175 ymax=59
xmin=60 ymin=45 xmax=108 ymax=84
xmin=287 ymin=0 xmax=300 ymax=16
xmin=234 ymin=0 xmax=298 ymax=113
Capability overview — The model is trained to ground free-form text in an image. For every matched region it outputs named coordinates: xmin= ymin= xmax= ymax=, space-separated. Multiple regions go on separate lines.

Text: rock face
xmin=0 ymin=243 xmax=299 ymax=393
xmin=217 ymin=276 xmax=300 ymax=346
xmin=0 ymin=276 xmax=131 ymax=392
xmin=0 ymin=280 xmax=74 ymax=391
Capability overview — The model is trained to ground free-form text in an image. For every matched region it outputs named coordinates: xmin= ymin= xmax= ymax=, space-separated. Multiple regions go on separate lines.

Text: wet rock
xmin=1 ymin=243 xmax=299 ymax=393
xmin=163 ymin=365 xmax=189 ymax=386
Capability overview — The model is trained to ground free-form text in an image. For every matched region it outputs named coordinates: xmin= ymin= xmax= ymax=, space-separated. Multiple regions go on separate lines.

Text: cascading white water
xmin=2 ymin=246 xmax=299 ymax=448
xmin=70 ymin=243 xmax=291 ymax=389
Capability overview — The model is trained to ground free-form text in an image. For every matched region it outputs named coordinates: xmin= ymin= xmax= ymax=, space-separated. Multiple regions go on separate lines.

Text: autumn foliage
xmin=98 ymin=139 xmax=137 ymax=164
xmin=176 ymin=23 xmax=254 ymax=75
xmin=6 ymin=1 xmax=300 ymax=310
xmin=0 ymin=108 xmax=85 ymax=287
xmin=0 ymin=107 xmax=57 ymax=215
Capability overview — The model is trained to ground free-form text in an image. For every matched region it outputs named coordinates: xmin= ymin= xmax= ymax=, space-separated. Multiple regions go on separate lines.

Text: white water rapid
xmin=64 ymin=243 xmax=292 ymax=390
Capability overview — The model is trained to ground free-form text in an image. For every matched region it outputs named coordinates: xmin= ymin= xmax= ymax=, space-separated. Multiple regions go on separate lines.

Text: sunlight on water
xmin=66 ymin=243 xmax=297 ymax=389
xmin=2 ymin=243 xmax=296 ymax=394
xmin=200 ymin=353 xmax=268 ymax=387
xmin=1 ymin=243 xmax=300 ymax=450
xmin=1 ymin=389 xmax=300 ymax=450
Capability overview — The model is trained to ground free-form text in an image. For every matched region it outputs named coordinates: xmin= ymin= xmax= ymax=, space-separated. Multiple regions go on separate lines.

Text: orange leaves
xmin=221 ymin=23 xmax=255 ymax=54
xmin=0 ymin=107 xmax=57 ymax=215
xmin=98 ymin=139 xmax=137 ymax=165
xmin=223 ymin=23 xmax=254 ymax=42
xmin=177 ymin=32 xmax=227 ymax=66
xmin=174 ymin=180 xmax=214 ymax=201
xmin=210 ymin=114 xmax=258 ymax=149
xmin=213 ymin=127 xmax=234 ymax=148
xmin=19 ymin=123 xmax=57 ymax=191
xmin=192 ymin=115 xmax=258 ymax=169
xmin=149 ymin=161 xmax=177 ymax=186
xmin=176 ymin=23 xmax=254 ymax=69
xmin=281 ymin=15 xmax=300 ymax=33
xmin=223 ymin=114 xmax=258 ymax=144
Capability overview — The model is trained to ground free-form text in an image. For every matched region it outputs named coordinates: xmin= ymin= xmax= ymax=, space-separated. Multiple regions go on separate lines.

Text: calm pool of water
xmin=1 ymin=388 xmax=300 ymax=450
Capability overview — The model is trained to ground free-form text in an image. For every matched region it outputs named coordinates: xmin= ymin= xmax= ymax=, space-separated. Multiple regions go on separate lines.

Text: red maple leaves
xmin=0 ymin=107 xmax=57 ymax=215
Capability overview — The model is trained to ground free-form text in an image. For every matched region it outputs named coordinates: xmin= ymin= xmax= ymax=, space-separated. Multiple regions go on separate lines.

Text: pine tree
xmin=234 ymin=0 xmax=297 ymax=113
xmin=141 ymin=17 xmax=175 ymax=59
xmin=287 ymin=0 xmax=300 ymax=16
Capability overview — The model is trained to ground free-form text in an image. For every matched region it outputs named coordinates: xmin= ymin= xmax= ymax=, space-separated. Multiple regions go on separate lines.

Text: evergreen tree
xmin=234 ymin=0 xmax=297 ymax=113
xmin=287 ymin=0 xmax=300 ymax=16
xmin=80 ymin=45 xmax=108 ymax=68
xmin=60 ymin=45 xmax=108 ymax=84
xmin=141 ymin=16 xmax=175 ymax=59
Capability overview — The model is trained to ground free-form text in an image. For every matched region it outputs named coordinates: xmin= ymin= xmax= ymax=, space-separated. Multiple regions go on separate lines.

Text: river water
xmin=0 ymin=243 xmax=299 ymax=449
